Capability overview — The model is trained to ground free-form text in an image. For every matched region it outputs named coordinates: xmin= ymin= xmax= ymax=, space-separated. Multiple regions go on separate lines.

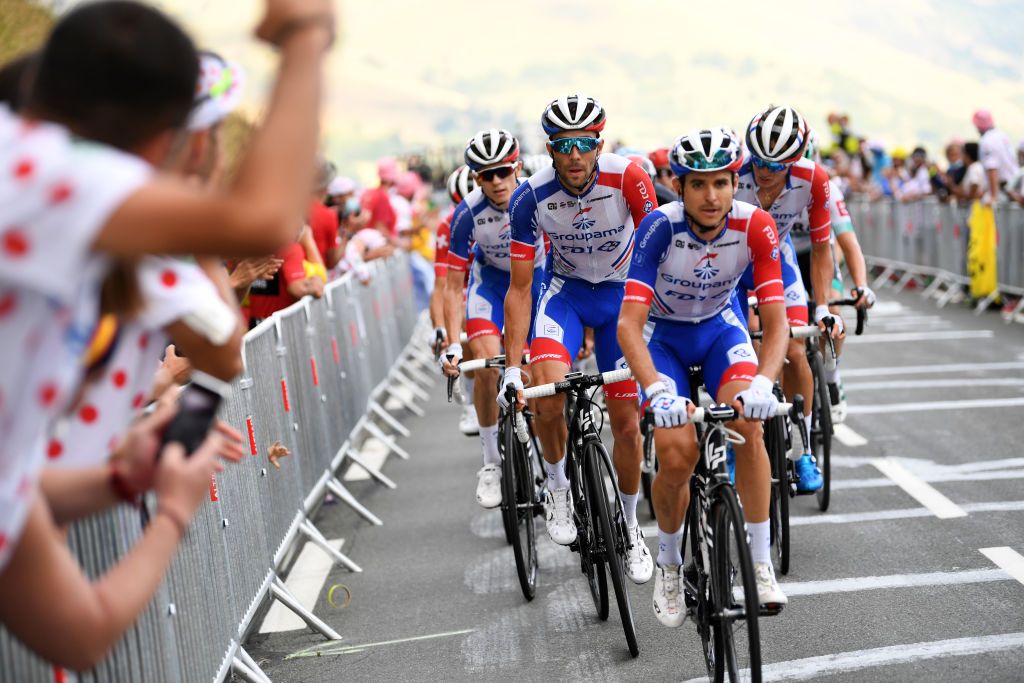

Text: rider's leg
xmin=468 ymin=330 xmax=502 ymax=465
xmin=651 ymin=425 xmax=699 ymax=564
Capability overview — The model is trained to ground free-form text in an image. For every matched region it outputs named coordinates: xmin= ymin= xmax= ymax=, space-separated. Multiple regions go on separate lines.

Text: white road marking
xmin=833 ymin=423 xmax=868 ymax=447
xmin=790 ymin=500 xmax=1024 ymax=527
xmin=679 ymin=632 xmax=1024 ymax=683
xmin=286 ymin=628 xmax=477 ymax=660
xmin=870 ymin=458 xmax=967 ymax=518
xmin=980 ymin=547 xmax=1024 ymax=586
xmin=259 ymin=538 xmax=345 ymax=633
xmin=779 ymin=568 xmax=1010 ymax=596
xmin=834 ymin=470 xmax=1024 ymax=490
xmin=842 ymin=361 xmax=1024 ymax=378
xmin=844 ymin=378 xmax=1024 ymax=392
xmin=868 ymin=301 xmax=907 ymax=315
xmin=848 ymin=397 xmax=1024 ymax=415
xmin=344 ymin=437 xmax=388 ymax=481
xmin=844 ymin=330 xmax=993 ymax=344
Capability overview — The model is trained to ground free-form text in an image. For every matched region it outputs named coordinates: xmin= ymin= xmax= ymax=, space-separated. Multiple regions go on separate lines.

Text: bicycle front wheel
xmin=503 ymin=413 xmax=538 ymax=600
xmin=765 ymin=414 xmax=790 ymax=575
xmin=710 ymin=486 xmax=762 ymax=683
xmin=585 ymin=441 xmax=639 ymax=658
xmin=809 ymin=349 xmax=833 ymax=512
xmin=498 ymin=414 xmax=516 ymax=546
xmin=570 ymin=445 xmax=608 ymax=619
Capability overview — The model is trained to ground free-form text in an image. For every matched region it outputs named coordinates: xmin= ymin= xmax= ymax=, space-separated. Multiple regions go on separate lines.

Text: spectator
xmin=1005 ymin=141 xmax=1024 ymax=207
xmin=973 ymin=109 xmax=1018 ymax=205
xmin=248 ymin=228 xmax=325 ymax=328
xmin=895 ymin=146 xmax=932 ymax=202
xmin=308 ymin=158 xmax=344 ymax=269
xmin=395 ymin=170 xmax=435 ymax=312
xmin=958 ymin=142 xmax=985 ymax=203
xmin=361 ymin=156 xmax=399 ymax=237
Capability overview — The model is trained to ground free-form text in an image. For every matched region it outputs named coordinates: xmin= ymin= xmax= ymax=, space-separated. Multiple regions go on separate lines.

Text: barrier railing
xmin=847 ymin=196 xmax=1024 ymax=317
xmin=0 ymin=252 xmax=437 ymax=682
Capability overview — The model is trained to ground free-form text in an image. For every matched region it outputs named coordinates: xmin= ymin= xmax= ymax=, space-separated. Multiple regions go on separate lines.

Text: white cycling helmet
xmin=541 ymin=94 xmax=606 ymax=138
xmin=520 ymin=153 xmax=551 ymax=178
xmin=746 ymin=105 xmax=809 ymax=164
xmin=446 ymin=164 xmax=476 ymax=204
xmin=668 ymin=127 xmax=744 ymax=177
xmin=464 ymin=129 xmax=520 ymax=172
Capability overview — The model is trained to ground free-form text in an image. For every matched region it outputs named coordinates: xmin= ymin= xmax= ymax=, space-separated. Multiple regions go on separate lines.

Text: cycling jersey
xmin=434 ymin=207 xmax=454 ymax=279
xmin=624 ymin=200 xmax=784 ymax=322
xmin=735 ymin=157 xmax=831 ymax=245
xmin=509 ymin=153 xmax=657 ymax=284
xmin=449 ymin=186 xmax=544 ymax=273
xmin=791 ymin=178 xmax=852 ymax=254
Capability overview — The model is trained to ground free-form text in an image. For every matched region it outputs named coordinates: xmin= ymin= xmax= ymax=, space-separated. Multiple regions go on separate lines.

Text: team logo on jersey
xmin=770 ymin=246 xmax=779 ymax=261
xmin=572 ymin=207 xmax=596 ymax=230
xmin=435 ymin=233 xmax=449 ymax=250
xmin=643 ymin=200 xmax=653 ymax=214
xmin=694 ymin=253 xmax=719 ymax=281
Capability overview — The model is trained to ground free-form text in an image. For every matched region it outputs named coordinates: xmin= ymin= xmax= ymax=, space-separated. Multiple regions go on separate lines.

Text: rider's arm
xmin=443 ymin=201 xmax=472 ymax=348
xmin=835 ymin=232 xmax=867 ymax=293
xmin=504 ymin=184 xmax=539 ymax=369
xmin=808 ymin=164 xmax=833 ymax=309
xmin=429 ymin=220 xmax=451 ymax=330
xmin=748 ymin=210 xmax=788 ymax=381
xmin=622 ymin=161 xmax=659 ymax=227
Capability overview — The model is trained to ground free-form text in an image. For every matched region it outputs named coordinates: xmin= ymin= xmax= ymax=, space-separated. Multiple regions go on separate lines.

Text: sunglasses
xmin=476 ymin=165 xmax=516 ymax=182
xmin=549 ymin=136 xmax=600 ymax=155
xmin=751 ymin=156 xmax=790 ymax=173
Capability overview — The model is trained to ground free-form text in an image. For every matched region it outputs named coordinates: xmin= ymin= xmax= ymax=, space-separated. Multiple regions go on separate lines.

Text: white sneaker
xmin=625 ymin=524 xmax=654 ymax=584
xmin=544 ymin=487 xmax=577 ymax=545
xmin=475 ymin=464 xmax=502 ymax=509
xmin=754 ymin=561 xmax=787 ymax=608
xmin=652 ymin=563 xmax=685 ymax=627
xmin=459 ymin=405 xmax=480 ymax=436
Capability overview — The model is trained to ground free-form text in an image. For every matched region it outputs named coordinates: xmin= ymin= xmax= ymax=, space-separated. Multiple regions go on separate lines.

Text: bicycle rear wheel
xmin=585 ymin=441 xmax=639 ymax=658
xmin=809 ymin=350 xmax=833 ymax=512
xmin=569 ymin=445 xmax=608 ymax=619
xmin=503 ymin=414 xmax=538 ymax=600
xmin=710 ymin=486 xmax=762 ymax=683
xmin=498 ymin=414 xmax=516 ymax=546
xmin=765 ymin=414 xmax=790 ymax=575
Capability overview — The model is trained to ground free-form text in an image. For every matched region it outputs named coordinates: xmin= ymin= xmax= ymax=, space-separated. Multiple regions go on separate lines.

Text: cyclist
xmin=441 ymin=130 xmax=545 ymax=508
xmin=432 ymin=165 xmax=480 ymax=435
xmin=792 ymin=132 xmax=875 ymax=421
xmin=502 ymin=94 xmax=658 ymax=585
xmin=618 ymin=127 xmax=789 ymax=626
xmin=734 ymin=105 xmax=841 ymax=492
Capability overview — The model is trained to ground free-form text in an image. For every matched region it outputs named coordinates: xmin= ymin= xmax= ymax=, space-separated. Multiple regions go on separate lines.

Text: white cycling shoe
xmin=733 ymin=561 xmax=788 ymax=609
xmin=475 ymin=464 xmax=502 ymax=509
xmin=653 ymin=563 xmax=686 ymax=627
xmin=544 ymin=487 xmax=577 ymax=545
xmin=625 ymin=524 xmax=654 ymax=584
xmin=459 ymin=405 xmax=480 ymax=436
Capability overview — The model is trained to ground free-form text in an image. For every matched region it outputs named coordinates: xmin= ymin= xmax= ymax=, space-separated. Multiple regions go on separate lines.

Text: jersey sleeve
xmin=829 ymin=183 xmax=854 ymax=236
xmin=279 ymin=243 xmax=308 ymax=285
xmin=746 ymin=209 xmax=785 ymax=306
xmin=624 ymin=211 xmax=672 ymax=306
xmin=622 ymin=161 xmax=659 ymax=228
xmin=434 ymin=214 xmax=451 ymax=278
xmin=446 ymin=200 xmax=473 ymax=273
xmin=808 ymin=164 xmax=832 ymax=245
xmin=508 ymin=182 xmax=539 ymax=263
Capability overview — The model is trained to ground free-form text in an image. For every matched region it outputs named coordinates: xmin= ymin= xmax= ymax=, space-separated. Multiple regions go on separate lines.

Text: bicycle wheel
xmin=585 ymin=441 xmax=639 ymax=658
xmin=498 ymin=414 xmax=516 ymax=546
xmin=809 ymin=350 xmax=833 ymax=512
xmin=765 ymin=415 xmax=790 ymax=575
xmin=710 ymin=486 xmax=762 ymax=683
xmin=569 ymin=445 xmax=608 ymax=619
xmin=503 ymin=415 xmax=538 ymax=600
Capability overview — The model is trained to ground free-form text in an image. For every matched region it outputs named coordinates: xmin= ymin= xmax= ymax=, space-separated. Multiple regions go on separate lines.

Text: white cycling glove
xmin=497 ymin=367 xmax=524 ymax=410
xmin=440 ymin=342 xmax=462 ymax=375
xmin=736 ymin=374 xmax=779 ymax=420
xmin=855 ymin=285 xmax=876 ymax=308
xmin=814 ymin=304 xmax=845 ymax=335
xmin=646 ymin=381 xmax=691 ymax=428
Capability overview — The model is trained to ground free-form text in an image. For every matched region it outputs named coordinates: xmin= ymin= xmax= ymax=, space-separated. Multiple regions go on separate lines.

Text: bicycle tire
xmin=710 ymin=486 xmax=762 ymax=683
xmin=809 ymin=350 xmax=833 ymax=512
xmin=503 ymin=414 xmax=538 ymax=601
xmin=765 ymin=415 xmax=790 ymax=575
xmin=569 ymin=443 xmax=608 ymax=619
xmin=497 ymin=414 xmax=516 ymax=546
xmin=585 ymin=441 xmax=639 ymax=658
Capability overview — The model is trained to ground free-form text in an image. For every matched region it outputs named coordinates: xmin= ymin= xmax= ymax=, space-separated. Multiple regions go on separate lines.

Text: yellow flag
xmin=966 ymin=201 xmax=998 ymax=299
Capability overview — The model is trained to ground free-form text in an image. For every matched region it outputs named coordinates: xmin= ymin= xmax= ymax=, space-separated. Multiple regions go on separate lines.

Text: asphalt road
xmin=246 ymin=289 xmax=1024 ymax=682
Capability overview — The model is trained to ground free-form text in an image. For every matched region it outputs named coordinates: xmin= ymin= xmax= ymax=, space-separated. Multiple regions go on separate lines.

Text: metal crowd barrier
xmin=0 ymin=252 xmax=439 ymax=682
xmin=847 ymin=196 xmax=1024 ymax=317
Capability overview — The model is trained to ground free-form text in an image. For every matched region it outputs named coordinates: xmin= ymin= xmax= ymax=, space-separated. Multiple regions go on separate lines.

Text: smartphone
xmin=161 ymin=371 xmax=230 ymax=455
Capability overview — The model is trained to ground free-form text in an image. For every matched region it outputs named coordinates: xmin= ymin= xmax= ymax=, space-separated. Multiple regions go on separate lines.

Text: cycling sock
xmin=657 ymin=528 xmax=683 ymax=566
xmin=802 ymin=414 xmax=813 ymax=455
xmin=619 ymin=490 xmax=639 ymax=528
xmin=748 ymin=520 xmax=771 ymax=565
xmin=825 ymin=365 xmax=841 ymax=385
xmin=462 ymin=375 xmax=474 ymax=400
xmin=544 ymin=457 xmax=570 ymax=490
xmin=479 ymin=425 xmax=500 ymax=467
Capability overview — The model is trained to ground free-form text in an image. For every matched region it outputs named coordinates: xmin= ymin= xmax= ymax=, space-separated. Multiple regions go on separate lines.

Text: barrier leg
xmin=975 ymin=288 xmax=1001 ymax=314
xmin=391 ymin=368 xmax=431 ymax=402
xmin=299 ymin=518 xmax=362 ymax=572
xmin=232 ymin=655 xmax=269 ymax=683
xmin=893 ymin=270 xmax=921 ymax=293
xmin=369 ymin=400 xmax=412 ymax=438
xmin=269 ymin=577 xmax=343 ymax=640
xmin=872 ymin=265 xmax=895 ymax=290
xmin=936 ymin=282 xmax=965 ymax=308
xmin=326 ymin=477 xmax=384 ymax=526
xmin=362 ymin=421 xmax=412 ymax=460
xmin=921 ymin=273 xmax=948 ymax=299
xmin=402 ymin=354 xmax=436 ymax=387
xmin=384 ymin=385 xmax=426 ymax=417
xmin=345 ymin=446 xmax=397 ymax=489
xmin=234 ymin=647 xmax=273 ymax=683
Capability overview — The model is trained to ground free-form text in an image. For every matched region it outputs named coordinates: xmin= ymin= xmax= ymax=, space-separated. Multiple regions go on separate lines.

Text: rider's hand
xmin=815 ymin=304 xmax=845 ymax=339
xmin=440 ymin=343 xmax=462 ymax=378
xmin=646 ymin=381 xmax=691 ymax=428
xmin=735 ymin=375 xmax=779 ymax=420
xmin=255 ymin=0 xmax=335 ymax=48
xmin=497 ymin=367 xmax=525 ymax=411
xmin=430 ymin=327 xmax=447 ymax=355
xmin=853 ymin=285 xmax=876 ymax=309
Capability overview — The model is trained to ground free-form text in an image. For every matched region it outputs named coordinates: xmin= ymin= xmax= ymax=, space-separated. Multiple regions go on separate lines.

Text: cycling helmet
xmin=463 ymin=128 xmax=520 ymax=172
xmin=668 ymin=127 xmax=744 ymax=177
xmin=648 ymin=147 xmax=670 ymax=170
xmin=520 ymin=153 xmax=551 ymax=178
xmin=803 ymin=128 xmax=820 ymax=162
xmin=187 ymin=51 xmax=245 ymax=132
xmin=446 ymin=164 xmax=476 ymax=204
xmin=541 ymin=94 xmax=606 ymax=138
xmin=746 ymin=105 xmax=809 ymax=164
xmin=625 ymin=154 xmax=656 ymax=181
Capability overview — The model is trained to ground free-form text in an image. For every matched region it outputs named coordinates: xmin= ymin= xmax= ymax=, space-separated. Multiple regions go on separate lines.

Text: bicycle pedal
xmin=759 ymin=604 xmax=785 ymax=617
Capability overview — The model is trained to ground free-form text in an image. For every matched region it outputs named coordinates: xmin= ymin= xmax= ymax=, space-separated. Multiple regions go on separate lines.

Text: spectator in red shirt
xmin=247 ymin=237 xmax=323 ymax=327
xmin=361 ymin=156 xmax=399 ymax=237
xmin=308 ymin=158 xmax=344 ymax=269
